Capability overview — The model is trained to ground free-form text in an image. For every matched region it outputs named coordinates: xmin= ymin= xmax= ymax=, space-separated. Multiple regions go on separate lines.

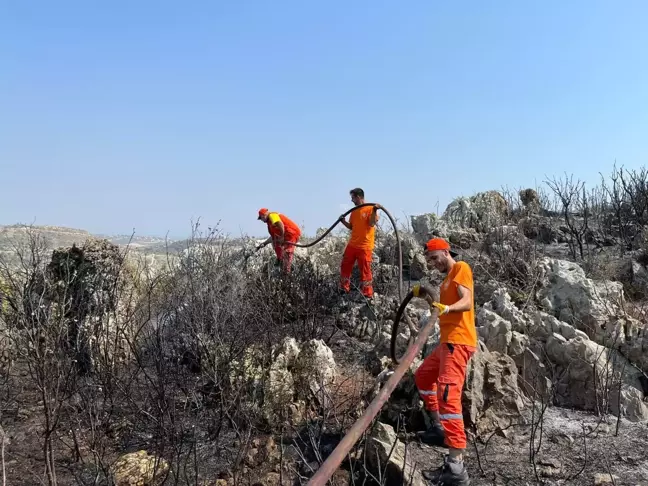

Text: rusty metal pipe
xmin=307 ymin=306 xmax=439 ymax=486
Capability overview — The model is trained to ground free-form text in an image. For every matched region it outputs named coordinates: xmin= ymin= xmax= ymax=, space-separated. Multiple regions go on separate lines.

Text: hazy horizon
xmin=3 ymin=2 xmax=647 ymax=237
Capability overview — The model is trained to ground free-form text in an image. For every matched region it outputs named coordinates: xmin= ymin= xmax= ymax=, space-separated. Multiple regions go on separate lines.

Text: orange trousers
xmin=273 ymin=238 xmax=298 ymax=273
xmin=339 ymin=245 xmax=373 ymax=297
xmin=414 ymin=343 xmax=475 ymax=449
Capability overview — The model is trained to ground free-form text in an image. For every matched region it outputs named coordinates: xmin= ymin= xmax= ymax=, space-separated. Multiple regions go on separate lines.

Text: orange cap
xmin=258 ymin=208 xmax=269 ymax=219
xmin=424 ymin=237 xmax=458 ymax=257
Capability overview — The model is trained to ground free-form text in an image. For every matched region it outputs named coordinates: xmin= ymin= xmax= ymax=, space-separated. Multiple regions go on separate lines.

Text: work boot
xmin=417 ymin=422 xmax=446 ymax=447
xmin=422 ymin=455 xmax=470 ymax=485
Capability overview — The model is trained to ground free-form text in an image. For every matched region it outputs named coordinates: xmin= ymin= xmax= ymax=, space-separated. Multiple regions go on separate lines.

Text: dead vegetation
xmin=0 ymin=163 xmax=647 ymax=485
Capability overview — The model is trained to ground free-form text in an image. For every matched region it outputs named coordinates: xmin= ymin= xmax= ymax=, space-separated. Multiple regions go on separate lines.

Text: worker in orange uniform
xmin=338 ymin=188 xmax=381 ymax=299
xmin=256 ymin=208 xmax=302 ymax=273
xmin=411 ymin=237 xmax=476 ymax=486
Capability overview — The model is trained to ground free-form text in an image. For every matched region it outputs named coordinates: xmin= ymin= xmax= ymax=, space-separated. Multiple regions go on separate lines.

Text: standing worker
xmin=256 ymin=208 xmax=302 ymax=273
xmin=411 ymin=237 xmax=476 ymax=486
xmin=338 ymin=188 xmax=381 ymax=299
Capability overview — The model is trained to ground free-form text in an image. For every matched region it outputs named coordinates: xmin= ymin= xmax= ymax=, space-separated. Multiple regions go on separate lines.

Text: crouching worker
xmin=256 ymin=208 xmax=302 ymax=273
xmin=411 ymin=237 xmax=477 ymax=485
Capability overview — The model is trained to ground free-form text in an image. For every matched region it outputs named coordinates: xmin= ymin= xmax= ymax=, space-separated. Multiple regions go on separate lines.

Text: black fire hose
xmin=282 ymin=203 xmax=404 ymax=301
xmin=390 ymin=289 xmax=416 ymax=364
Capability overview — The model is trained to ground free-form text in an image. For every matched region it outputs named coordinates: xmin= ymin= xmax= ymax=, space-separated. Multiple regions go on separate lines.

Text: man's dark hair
xmin=350 ymin=188 xmax=364 ymax=198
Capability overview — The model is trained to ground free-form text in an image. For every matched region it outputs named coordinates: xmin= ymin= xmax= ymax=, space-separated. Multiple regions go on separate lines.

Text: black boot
xmin=417 ymin=422 xmax=446 ymax=447
xmin=422 ymin=455 xmax=470 ymax=485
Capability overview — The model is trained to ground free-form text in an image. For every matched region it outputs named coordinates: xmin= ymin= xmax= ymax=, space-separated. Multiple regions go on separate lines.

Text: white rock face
xmin=545 ymin=334 xmax=648 ymax=422
xmin=410 ymin=213 xmax=449 ymax=241
xmin=442 ymin=190 xmax=509 ymax=233
xmin=478 ymin=288 xmax=648 ymax=423
xmin=262 ymin=338 xmax=337 ymax=424
xmin=536 ymin=258 xmax=624 ymax=331
xmin=294 ymin=339 xmax=337 ymax=399
xmin=463 ymin=344 xmax=531 ymax=437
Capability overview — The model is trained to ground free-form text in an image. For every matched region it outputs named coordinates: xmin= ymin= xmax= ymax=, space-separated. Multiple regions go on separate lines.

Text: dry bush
xmin=0 ymin=220 xmax=388 ymax=485
xmin=470 ymin=227 xmax=543 ymax=308
xmin=600 ymin=164 xmax=648 ymax=251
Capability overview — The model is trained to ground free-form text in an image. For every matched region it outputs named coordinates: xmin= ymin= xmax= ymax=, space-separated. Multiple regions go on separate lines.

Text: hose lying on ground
xmin=283 ymin=203 xmax=404 ymax=300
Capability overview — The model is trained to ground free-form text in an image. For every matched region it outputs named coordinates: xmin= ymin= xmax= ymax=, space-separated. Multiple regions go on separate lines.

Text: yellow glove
xmin=412 ymin=284 xmax=421 ymax=297
xmin=431 ymin=302 xmax=449 ymax=315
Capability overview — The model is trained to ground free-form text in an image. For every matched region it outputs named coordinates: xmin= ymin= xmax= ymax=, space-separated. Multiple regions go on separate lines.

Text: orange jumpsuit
xmin=266 ymin=212 xmax=301 ymax=273
xmin=414 ymin=261 xmax=477 ymax=449
xmin=340 ymin=206 xmax=377 ymax=298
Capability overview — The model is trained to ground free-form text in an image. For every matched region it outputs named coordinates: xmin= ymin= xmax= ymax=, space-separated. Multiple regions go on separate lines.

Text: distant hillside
xmin=0 ymin=224 xmax=176 ymax=257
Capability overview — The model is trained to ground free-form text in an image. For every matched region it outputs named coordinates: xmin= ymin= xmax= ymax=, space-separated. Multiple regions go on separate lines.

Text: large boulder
xmin=536 ymin=258 xmax=624 ymax=334
xmin=293 ymin=339 xmax=337 ymax=404
xmin=545 ymin=334 xmax=648 ymax=422
xmin=443 ymin=191 xmax=510 ymax=233
xmin=478 ymin=288 xmax=648 ymax=421
xmin=366 ymin=422 xmax=426 ymax=486
xmin=535 ymin=258 xmax=648 ymax=374
xmin=262 ymin=338 xmax=337 ymax=425
xmin=463 ymin=344 xmax=530 ymax=438
xmin=410 ymin=213 xmax=449 ymax=242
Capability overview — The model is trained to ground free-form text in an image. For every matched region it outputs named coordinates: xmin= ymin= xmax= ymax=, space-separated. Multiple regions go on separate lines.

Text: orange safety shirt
xmin=348 ymin=206 xmax=378 ymax=251
xmin=267 ymin=212 xmax=301 ymax=241
xmin=439 ymin=261 xmax=477 ymax=347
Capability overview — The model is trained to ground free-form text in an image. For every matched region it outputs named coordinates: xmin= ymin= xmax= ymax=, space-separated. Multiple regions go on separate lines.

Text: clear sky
xmin=2 ymin=1 xmax=647 ymax=239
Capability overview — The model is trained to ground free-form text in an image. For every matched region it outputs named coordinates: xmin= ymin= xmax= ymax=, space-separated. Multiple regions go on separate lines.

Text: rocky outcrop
xmin=536 ymin=258 xmax=624 ymax=333
xmin=366 ymin=422 xmax=425 ymax=486
xmin=262 ymin=338 xmax=337 ymax=425
xmin=535 ymin=258 xmax=648 ymax=374
xmin=294 ymin=339 xmax=337 ymax=401
xmin=545 ymin=334 xmax=648 ymax=421
xmin=410 ymin=213 xmax=450 ymax=242
xmin=443 ymin=191 xmax=509 ymax=233
xmin=463 ymin=344 xmax=531 ymax=437
xmin=46 ymin=238 xmax=132 ymax=374
xmin=478 ymin=287 xmax=648 ymax=422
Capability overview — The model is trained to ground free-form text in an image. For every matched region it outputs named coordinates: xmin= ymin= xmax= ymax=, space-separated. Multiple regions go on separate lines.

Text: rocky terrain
xmin=0 ymin=169 xmax=648 ymax=485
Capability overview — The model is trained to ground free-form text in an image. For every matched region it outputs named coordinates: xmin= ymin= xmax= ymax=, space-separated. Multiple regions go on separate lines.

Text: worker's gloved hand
xmin=431 ymin=302 xmax=450 ymax=315
xmin=412 ymin=283 xmax=434 ymax=298
xmin=338 ymin=214 xmax=346 ymax=222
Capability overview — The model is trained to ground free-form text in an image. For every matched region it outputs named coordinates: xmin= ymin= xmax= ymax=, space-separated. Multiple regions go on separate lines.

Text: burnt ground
xmin=400 ymin=408 xmax=648 ymax=486
xmin=1 ymin=313 xmax=646 ymax=486
xmin=326 ymin=311 xmax=648 ymax=486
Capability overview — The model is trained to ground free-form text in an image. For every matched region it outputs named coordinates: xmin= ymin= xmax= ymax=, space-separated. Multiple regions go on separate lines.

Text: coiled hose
xmin=285 ymin=203 xmax=403 ymax=300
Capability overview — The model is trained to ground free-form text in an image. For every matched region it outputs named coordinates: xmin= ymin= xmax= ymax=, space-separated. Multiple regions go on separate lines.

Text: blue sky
xmin=2 ymin=1 xmax=647 ymax=239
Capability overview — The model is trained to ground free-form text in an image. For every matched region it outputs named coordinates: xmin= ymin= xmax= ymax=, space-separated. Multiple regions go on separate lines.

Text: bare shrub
xmin=600 ymin=164 xmax=648 ymax=250
xmin=471 ymin=227 xmax=543 ymax=308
